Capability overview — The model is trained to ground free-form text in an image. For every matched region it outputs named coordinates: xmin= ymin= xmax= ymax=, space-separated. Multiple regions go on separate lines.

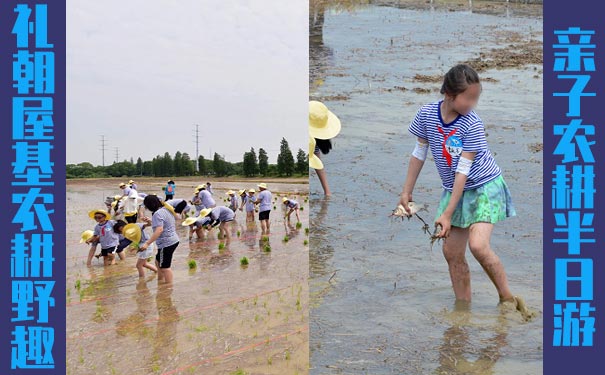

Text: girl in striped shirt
xmin=400 ymin=64 xmax=518 ymax=306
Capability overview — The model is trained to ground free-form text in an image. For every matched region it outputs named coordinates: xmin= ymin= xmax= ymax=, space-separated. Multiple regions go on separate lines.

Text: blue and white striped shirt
xmin=408 ymin=101 xmax=501 ymax=192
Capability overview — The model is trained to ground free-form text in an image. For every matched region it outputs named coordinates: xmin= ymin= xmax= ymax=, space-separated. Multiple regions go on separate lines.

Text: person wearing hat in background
xmin=119 ymin=182 xmax=132 ymax=198
xmin=198 ymin=184 xmax=216 ymax=209
xmin=254 ymin=183 xmax=272 ymax=234
xmin=129 ymin=179 xmax=138 ymax=190
xmin=165 ymin=198 xmax=191 ymax=219
xmin=190 ymin=185 xmax=204 ymax=215
xmin=182 ymin=215 xmax=212 ymax=240
xmin=199 ymin=206 xmax=235 ymax=240
xmin=226 ymin=190 xmax=239 ymax=213
xmin=86 ymin=209 xmax=121 ymax=266
xmin=113 ymin=221 xmax=158 ymax=277
xmin=237 ymin=189 xmax=247 ymax=211
xmin=123 ymin=185 xmax=141 ymax=224
xmin=243 ymin=188 xmax=257 ymax=223
xmin=309 ymin=100 xmax=342 ymax=196
xmin=282 ymin=197 xmax=301 ymax=223
xmin=138 ymin=195 xmax=180 ymax=285
xmin=165 ymin=180 xmax=176 ymax=200
xmin=206 ymin=182 xmax=214 ymax=195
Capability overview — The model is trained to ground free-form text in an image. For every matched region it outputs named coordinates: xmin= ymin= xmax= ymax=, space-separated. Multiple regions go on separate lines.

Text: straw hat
xmin=199 ymin=208 xmax=212 ymax=217
xmin=196 ymin=184 xmax=205 ymax=190
xmin=80 ymin=230 xmax=94 ymax=243
xmin=113 ymin=195 xmax=122 ymax=201
xmin=248 ymin=189 xmax=256 ymax=193
xmin=119 ymin=182 xmax=126 ymax=188
xmin=309 ymin=137 xmax=324 ymax=170
xmin=282 ymin=197 xmax=288 ymax=203
xmin=128 ymin=180 xmax=135 ymax=184
xmin=309 ymin=100 xmax=341 ymax=139
xmin=226 ymin=190 xmax=235 ymax=195
xmin=257 ymin=183 xmax=268 ymax=190
xmin=88 ymin=209 xmax=111 ymax=221
xmin=162 ymin=202 xmax=176 ymax=216
xmin=182 ymin=216 xmax=199 ymax=226
xmin=238 ymin=189 xmax=246 ymax=195
xmin=122 ymin=223 xmax=141 ymax=243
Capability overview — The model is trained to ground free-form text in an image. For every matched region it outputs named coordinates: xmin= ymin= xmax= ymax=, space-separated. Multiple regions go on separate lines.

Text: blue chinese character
xmin=554 ymin=302 xmax=595 ymax=346
xmin=551 ymin=164 xmax=594 ymax=209
xmin=11 ymin=326 xmax=54 ymax=369
xmin=34 ymin=281 xmax=55 ymax=323
xmin=12 ymin=4 xmax=53 ymax=49
xmin=553 ymin=119 xmax=595 ymax=163
xmin=555 ymin=258 xmax=593 ymax=300
xmin=11 ymin=281 xmax=34 ymax=322
xmin=12 ymin=188 xmax=54 ymax=232
xmin=553 ymin=75 xmax=596 ymax=117
xmin=553 ymin=211 xmax=595 ymax=254
xmin=11 ymin=233 xmax=55 ymax=278
xmin=12 ymin=142 xmax=55 ymax=186
xmin=13 ymin=51 xmax=55 ymax=94
xmin=554 ymin=27 xmax=595 ymax=72
xmin=12 ymin=97 xmax=54 ymax=140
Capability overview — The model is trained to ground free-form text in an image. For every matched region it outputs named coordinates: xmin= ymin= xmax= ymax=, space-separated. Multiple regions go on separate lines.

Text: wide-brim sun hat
xmin=80 ymin=230 xmax=94 ymax=243
xmin=248 ymin=189 xmax=256 ymax=193
xmin=88 ymin=209 xmax=111 ymax=221
xmin=226 ymin=190 xmax=235 ymax=195
xmin=182 ymin=216 xmax=198 ymax=226
xmin=122 ymin=223 xmax=142 ymax=243
xmin=119 ymin=182 xmax=126 ymax=188
xmin=309 ymin=137 xmax=324 ymax=170
xmin=196 ymin=184 xmax=205 ymax=190
xmin=128 ymin=180 xmax=135 ymax=184
xmin=309 ymin=100 xmax=341 ymax=140
xmin=238 ymin=189 xmax=246 ymax=195
xmin=257 ymin=183 xmax=268 ymax=189
xmin=282 ymin=197 xmax=288 ymax=203
xmin=114 ymin=195 xmax=122 ymax=201
xmin=199 ymin=208 xmax=212 ymax=217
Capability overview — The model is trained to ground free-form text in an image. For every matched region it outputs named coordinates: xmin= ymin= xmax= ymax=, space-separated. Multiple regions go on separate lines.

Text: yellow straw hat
xmin=309 ymin=100 xmax=341 ymax=139
xmin=282 ymin=197 xmax=288 ymax=203
xmin=248 ymin=189 xmax=256 ymax=193
xmin=119 ymin=182 xmax=126 ymax=188
xmin=257 ymin=183 xmax=268 ymax=190
xmin=114 ymin=195 xmax=122 ymax=200
xmin=238 ymin=189 xmax=246 ymax=195
xmin=309 ymin=137 xmax=324 ymax=170
xmin=88 ymin=209 xmax=111 ymax=221
xmin=199 ymin=208 xmax=212 ymax=217
xmin=226 ymin=190 xmax=235 ymax=195
xmin=182 ymin=216 xmax=198 ymax=226
xmin=80 ymin=230 xmax=94 ymax=243
xmin=128 ymin=180 xmax=135 ymax=184
xmin=122 ymin=223 xmax=142 ymax=243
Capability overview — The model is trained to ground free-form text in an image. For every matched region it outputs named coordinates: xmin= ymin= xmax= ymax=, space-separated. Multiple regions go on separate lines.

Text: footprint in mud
xmin=499 ymin=295 xmax=538 ymax=322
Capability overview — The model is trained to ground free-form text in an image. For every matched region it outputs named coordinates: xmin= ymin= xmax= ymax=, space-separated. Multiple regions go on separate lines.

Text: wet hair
xmin=315 ymin=138 xmax=332 ymax=155
xmin=174 ymin=200 xmax=187 ymax=214
xmin=143 ymin=195 xmax=163 ymax=212
xmin=113 ymin=220 xmax=127 ymax=234
xmin=440 ymin=64 xmax=481 ymax=98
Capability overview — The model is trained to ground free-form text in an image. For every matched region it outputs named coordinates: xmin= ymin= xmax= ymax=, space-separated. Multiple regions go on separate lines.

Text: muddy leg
xmin=442 ymin=226 xmax=471 ymax=301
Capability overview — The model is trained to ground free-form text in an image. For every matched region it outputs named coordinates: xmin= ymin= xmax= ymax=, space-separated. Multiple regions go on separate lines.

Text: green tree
xmin=258 ymin=148 xmax=269 ymax=177
xmin=277 ymin=138 xmax=295 ymax=176
xmin=182 ymin=153 xmax=194 ymax=176
xmin=142 ymin=161 xmax=153 ymax=176
xmin=213 ymin=153 xmax=225 ymax=177
xmin=136 ymin=157 xmax=143 ymax=175
xmin=174 ymin=151 xmax=183 ymax=176
xmin=163 ymin=152 xmax=173 ymax=176
xmin=296 ymin=148 xmax=308 ymax=175
xmin=198 ymin=155 xmax=206 ymax=175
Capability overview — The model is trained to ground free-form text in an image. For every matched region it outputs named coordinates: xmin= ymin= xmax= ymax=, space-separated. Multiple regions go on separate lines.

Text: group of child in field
xmin=82 ymin=180 xmax=302 ymax=284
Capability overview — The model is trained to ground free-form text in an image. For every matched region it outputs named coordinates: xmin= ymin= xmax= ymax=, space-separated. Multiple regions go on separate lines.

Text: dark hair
xmin=143 ymin=195 xmax=163 ymax=212
xmin=440 ymin=64 xmax=480 ymax=97
xmin=167 ymin=180 xmax=174 ymax=184
xmin=174 ymin=200 xmax=187 ymax=214
xmin=113 ymin=220 xmax=127 ymax=234
xmin=315 ymin=138 xmax=332 ymax=155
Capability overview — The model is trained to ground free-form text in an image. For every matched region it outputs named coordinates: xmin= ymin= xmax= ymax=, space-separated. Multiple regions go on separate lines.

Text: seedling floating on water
xmin=300 ymin=207 xmax=304 ymax=211
xmin=283 ymin=236 xmax=289 ymax=242
xmin=296 ymin=222 xmax=302 ymax=229
xmin=218 ymin=242 xmax=225 ymax=250
xmin=240 ymin=257 xmax=249 ymax=266
xmin=264 ymin=244 xmax=271 ymax=252
xmin=261 ymin=235 xmax=269 ymax=242
xmin=303 ymin=240 xmax=308 ymax=246
xmin=273 ymin=206 xmax=276 ymax=210
xmin=188 ymin=259 xmax=197 ymax=269
xmin=305 ymin=227 xmax=309 ymax=235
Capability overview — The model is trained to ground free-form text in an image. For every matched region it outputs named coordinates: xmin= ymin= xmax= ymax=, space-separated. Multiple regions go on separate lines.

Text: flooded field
xmin=310 ymin=3 xmax=543 ymax=374
xmin=66 ymin=177 xmax=308 ymax=375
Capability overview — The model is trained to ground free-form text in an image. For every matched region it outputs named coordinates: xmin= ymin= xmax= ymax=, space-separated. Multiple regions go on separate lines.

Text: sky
xmin=66 ymin=0 xmax=308 ymax=165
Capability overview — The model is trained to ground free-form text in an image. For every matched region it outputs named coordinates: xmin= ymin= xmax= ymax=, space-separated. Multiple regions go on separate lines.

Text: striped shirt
xmin=285 ymin=199 xmax=299 ymax=209
xmin=151 ymin=207 xmax=179 ymax=249
xmin=210 ymin=206 xmax=235 ymax=223
xmin=257 ymin=190 xmax=272 ymax=212
xmin=408 ymin=101 xmax=501 ymax=192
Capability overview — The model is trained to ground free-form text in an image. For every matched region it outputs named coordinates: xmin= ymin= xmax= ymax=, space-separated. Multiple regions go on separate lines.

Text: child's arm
xmin=399 ymin=137 xmax=428 ymax=214
xmin=435 ymin=151 xmax=476 ymax=237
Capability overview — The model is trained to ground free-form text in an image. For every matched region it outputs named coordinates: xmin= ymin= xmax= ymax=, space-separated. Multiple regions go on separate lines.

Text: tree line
xmin=67 ymin=138 xmax=308 ymax=179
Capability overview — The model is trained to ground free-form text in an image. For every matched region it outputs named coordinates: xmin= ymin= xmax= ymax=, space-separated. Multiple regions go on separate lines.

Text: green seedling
xmin=296 ymin=222 xmax=302 ymax=229
xmin=218 ymin=242 xmax=225 ymax=250
xmin=263 ymin=244 xmax=271 ymax=252
xmin=188 ymin=259 xmax=197 ymax=269
xmin=75 ymin=279 xmax=81 ymax=290
xmin=300 ymin=206 xmax=304 ymax=211
xmin=283 ymin=236 xmax=289 ymax=242
xmin=305 ymin=227 xmax=309 ymax=235
xmin=240 ymin=257 xmax=249 ymax=266
xmin=304 ymin=240 xmax=308 ymax=246
xmin=237 ymin=231 xmax=241 ymax=237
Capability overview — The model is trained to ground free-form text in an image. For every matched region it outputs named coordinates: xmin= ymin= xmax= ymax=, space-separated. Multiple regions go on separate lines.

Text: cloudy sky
xmin=67 ymin=0 xmax=308 ymax=165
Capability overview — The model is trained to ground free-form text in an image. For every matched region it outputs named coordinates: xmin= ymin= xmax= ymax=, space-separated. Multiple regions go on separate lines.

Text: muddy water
xmin=66 ymin=178 xmax=308 ymax=375
xmin=310 ymin=4 xmax=542 ymax=375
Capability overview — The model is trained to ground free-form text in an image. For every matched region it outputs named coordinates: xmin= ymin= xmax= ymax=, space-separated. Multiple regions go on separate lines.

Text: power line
xmin=114 ymin=147 xmax=120 ymax=163
xmin=100 ymin=135 xmax=107 ymax=166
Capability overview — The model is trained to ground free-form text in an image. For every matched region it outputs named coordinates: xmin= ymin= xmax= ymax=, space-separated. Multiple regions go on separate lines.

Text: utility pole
xmin=100 ymin=135 xmax=107 ymax=166
xmin=193 ymin=124 xmax=200 ymax=171
xmin=114 ymin=147 xmax=119 ymax=163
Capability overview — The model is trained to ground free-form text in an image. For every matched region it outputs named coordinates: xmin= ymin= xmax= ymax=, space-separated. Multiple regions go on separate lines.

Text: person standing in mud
xmin=164 ymin=180 xmax=176 ymax=200
xmin=399 ymin=64 xmax=520 ymax=306
xmin=86 ymin=209 xmax=121 ymax=266
xmin=138 ymin=195 xmax=180 ymax=285
xmin=309 ymin=100 xmax=341 ymax=196
xmin=198 ymin=184 xmax=216 ymax=209
xmin=254 ymin=183 xmax=272 ymax=234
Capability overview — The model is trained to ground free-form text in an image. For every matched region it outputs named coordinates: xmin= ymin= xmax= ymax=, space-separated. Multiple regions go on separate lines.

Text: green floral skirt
xmin=435 ymin=175 xmax=516 ymax=228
